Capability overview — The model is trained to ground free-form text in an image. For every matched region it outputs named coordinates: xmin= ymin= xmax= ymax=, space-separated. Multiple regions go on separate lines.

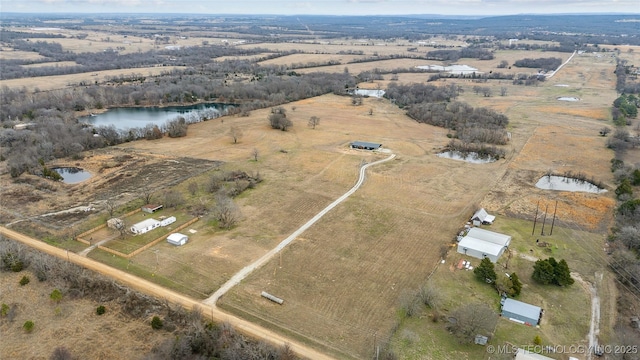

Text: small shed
xmin=130 ymin=218 xmax=160 ymax=234
xmin=501 ymin=298 xmax=543 ymax=326
xmin=474 ymin=335 xmax=488 ymax=345
xmin=159 ymin=216 xmax=176 ymax=227
xmin=142 ymin=204 xmax=163 ymax=213
xmin=167 ymin=233 xmax=188 ymax=246
xmin=471 ymin=208 xmax=495 ymax=226
xmin=350 ymin=141 xmax=382 ymax=151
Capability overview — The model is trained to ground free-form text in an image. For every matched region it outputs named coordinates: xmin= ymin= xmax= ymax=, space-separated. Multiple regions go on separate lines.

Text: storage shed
xmin=457 ymin=227 xmax=511 ymax=263
xmin=501 ymin=298 xmax=543 ymax=326
xmin=167 ymin=233 xmax=188 ymax=246
xmin=130 ymin=218 xmax=161 ymax=234
xmin=160 ymin=216 xmax=176 ymax=227
xmin=142 ymin=204 xmax=163 ymax=213
xmin=350 ymin=141 xmax=382 ymax=150
xmin=471 ymin=208 xmax=496 ymax=226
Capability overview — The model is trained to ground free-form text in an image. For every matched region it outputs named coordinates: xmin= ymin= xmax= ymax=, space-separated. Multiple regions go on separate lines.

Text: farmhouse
xmin=471 ymin=208 xmax=495 ymax=225
xmin=130 ymin=218 xmax=161 ymax=235
xmin=141 ymin=204 xmax=163 ymax=213
xmin=350 ymin=141 xmax=382 ymax=151
xmin=501 ymin=298 xmax=543 ymax=326
xmin=457 ymin=227 xmax=511 ymax=263
xmin=167 ymin=233 xmax=188 ymax=246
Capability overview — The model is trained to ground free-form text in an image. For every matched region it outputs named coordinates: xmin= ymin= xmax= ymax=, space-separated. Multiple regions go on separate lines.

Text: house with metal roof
xmin=501 ymin=298 xmax=543 ymax=326
xmin=130 ymin=218 xmax=161 ymax=235
xmin=350 ymin=141 xmax=382 ymax=150
xmin=457 ymin=227 xmax=511 ymax=263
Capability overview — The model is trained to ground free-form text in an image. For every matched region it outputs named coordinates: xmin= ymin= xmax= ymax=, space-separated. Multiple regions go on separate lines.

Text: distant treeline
xmin=513 ymin=57 xmax=563 ymax=72
xmin=425 ymin=48 xmax=494 ymax=61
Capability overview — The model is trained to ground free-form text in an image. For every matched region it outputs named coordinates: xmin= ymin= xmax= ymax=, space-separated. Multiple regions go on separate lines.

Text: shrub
xmin=19 ymin=275 xmax=30 ymax=286
xmin=96 ymin=305 xmax=106 ymax=315
xmin=151 ymin=316 xmax=163 ymax=330
xmin=533 ymin=335 xmax=542 ymax=345
xmin=1 ymin=303 xmax=9 ymax=317
xmin=50 ymin=289 xmax=63 ymax=303
xmin=23 ymin=320 xmax=34 ymax=333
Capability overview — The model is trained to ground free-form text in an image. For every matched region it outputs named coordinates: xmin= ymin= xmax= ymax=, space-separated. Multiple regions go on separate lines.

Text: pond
xmin=353 ymin=89 xmax=385 ymax=98
xmin=535 ymin=175 xmax=606 ymax=194
xmin=53 ymin=167 xmax=93 ymax=184
xmin=436 ymin=151 xmax=496 ymax=164
xmin=557 ymin=97 xmax=580 ymax=102
xmin=415 ymin=64 xmax=480 ymax=75
xmin=79 ymin=103 xmax=232 ymax=131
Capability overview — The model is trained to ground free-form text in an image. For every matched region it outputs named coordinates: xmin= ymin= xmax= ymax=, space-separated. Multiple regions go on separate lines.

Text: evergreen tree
xmin=554 ymin=259 xmax=574 ymax=286
xmin=510 ymin=272 xmax=522 ymax=296
xmin=532 ymin=259 xmax=555 ymax=285
xmin=474 ymin=257 xmax=497 ymax=284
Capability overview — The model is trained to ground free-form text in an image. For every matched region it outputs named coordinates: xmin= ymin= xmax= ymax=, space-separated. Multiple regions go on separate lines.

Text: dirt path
xmin=546 ymin=50 xmax=577 ymax=79
xmin=572 ymin=271 xmax=602 ymax=360
xmin=0 ymin=226 xmax=335 ymax=360
xmin=204 ymin=153 xmax=397 ymax=305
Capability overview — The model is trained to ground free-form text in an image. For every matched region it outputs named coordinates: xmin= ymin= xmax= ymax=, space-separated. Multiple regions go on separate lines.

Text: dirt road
xmin=204 ymin=153 xmax=396 ymax=305
xmin=0 ymin=226 xmax=335 ymax=360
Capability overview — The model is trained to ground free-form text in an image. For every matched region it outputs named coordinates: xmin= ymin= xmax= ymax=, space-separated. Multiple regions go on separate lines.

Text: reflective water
xmin=415 ymin=64 xmax=480 ymax=74
xmin=436 ymin=151 xmax=496 ymax=164
xmin=53 ymin=167 xmax=92 ymax=184
xmin=80 ymin=103 xmax=231 ymax=130
xmin=535 ymin=175 xmax=606 ymax=193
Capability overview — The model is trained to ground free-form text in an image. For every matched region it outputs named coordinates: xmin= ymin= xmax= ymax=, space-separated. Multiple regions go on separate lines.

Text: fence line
xmin=127 ymin=217 xmax=199 ymax=258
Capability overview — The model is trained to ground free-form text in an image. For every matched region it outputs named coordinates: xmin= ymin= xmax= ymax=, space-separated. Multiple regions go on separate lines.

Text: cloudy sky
xmin=1 ymin=0 xmax=638 ymax=16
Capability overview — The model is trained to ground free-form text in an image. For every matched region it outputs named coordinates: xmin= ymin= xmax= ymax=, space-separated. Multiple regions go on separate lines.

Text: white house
xmin=167 ymin=233 xmax=188 ymax=246
xmin=457 ymin=227 xmax=511 ymax=263
xmin=471 ymin=208 xmax=495 ymax=226
xmin=130 ymin=218 xmax=161 ymax=235
xmin=159 ymin=216 xmax=176 ymax=227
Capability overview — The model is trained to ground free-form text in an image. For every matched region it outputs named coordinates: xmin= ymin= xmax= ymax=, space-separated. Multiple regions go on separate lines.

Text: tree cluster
xmin=268 ymin=107 xmax=292 ymax=131
xmin=513 ymin=57 xmax=562 ymax=72
xmin=426 ymin=47 xmax=494 ymax=61
xmin=531 ymin=257 xmax=574 ymax=286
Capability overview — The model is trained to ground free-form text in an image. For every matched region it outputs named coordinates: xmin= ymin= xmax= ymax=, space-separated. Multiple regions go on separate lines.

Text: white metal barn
xmin=457 ymin=227 xmax=511 ymax=263
xmin=167 ymin=233 xmax=188 ymax=246
xmin=130 ymin=218 xmax=161 ymax=235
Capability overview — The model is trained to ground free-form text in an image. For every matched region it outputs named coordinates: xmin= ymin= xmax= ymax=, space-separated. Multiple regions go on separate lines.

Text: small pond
xmin=436 ymin=151 xmax=496 ymax=164
xmin=557 ymin=97 xmax=580 ymax=102
xmin=53 ymin=167 xmax=92 ymax=184
xmin=415 ymin=64 xmax=480 ymax=75
xmin=535 ymin=175 xmax=606 ymax=194
xmin=353 ymin=89 xmax=385 ymax=98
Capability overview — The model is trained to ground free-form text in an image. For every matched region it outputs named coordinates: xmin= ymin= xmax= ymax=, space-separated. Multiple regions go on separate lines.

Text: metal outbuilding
xmin=167 ymin=233 xmax=188 ymax=246
xmin=350 ymin=141 xmax=382 ymax=150
xmin=457 ymin=227 xmax=511 ymax=263
xmin=501 ymin=298 xmax=543 ymax=326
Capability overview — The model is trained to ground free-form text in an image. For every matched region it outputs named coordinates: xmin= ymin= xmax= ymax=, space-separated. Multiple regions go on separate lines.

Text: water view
xmin=80 ymin=103 xmax=231 ymax=130
xmin=535 ymin=175 xmax=606 ymax=193
xmin=53 ymin=167 xmax=92 ymax=184
xmin=415 ymin=64 xmax=480 ymax=75
xmin=436 ymin=151 xmax=496 ymax=164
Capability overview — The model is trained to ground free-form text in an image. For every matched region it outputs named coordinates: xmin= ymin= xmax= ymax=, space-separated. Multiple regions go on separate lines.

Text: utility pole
xmin=540 ymin=204 xmax=549 ymax=236
xmin=532 ymin=200 xmax=540 ymax=235
xmin=550 ymin=200 xmax=558 ymax=235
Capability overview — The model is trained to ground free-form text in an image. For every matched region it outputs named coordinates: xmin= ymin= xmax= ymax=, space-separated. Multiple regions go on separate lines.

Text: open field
xmin=0 ymin=66 xmax=185 ymax=92
xmin=0 ymin=49 xmax=47 ymax=61
xmin=0 ymin=26 xmax=625 ymax=359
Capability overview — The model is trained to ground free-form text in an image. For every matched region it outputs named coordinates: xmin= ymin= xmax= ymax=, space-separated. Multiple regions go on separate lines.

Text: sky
xmin=1 ymin=0 xmax=639 ymax=16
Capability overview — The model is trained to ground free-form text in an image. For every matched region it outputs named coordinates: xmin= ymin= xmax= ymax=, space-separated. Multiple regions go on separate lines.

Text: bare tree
xmin=481 ymin=87 xmax=492 ymax=97
xmin=187 ymin=181 xmax=199 ymax=196
xmin=308 ymin=116 xmax=320 ymax=129
xmin=214 ymin=191 xmax=240 ymax=229
xmin=140 ymin=185 xmax=153 ymax=205
xmin=600 ymin=127 xmax=612 ymax=137
xmin=229 ymin=125 xmax=243 ymax=144
xmin=164 ymin=190 xmax=184 ymax=209
xmin=446 ymin=302 xmax=498 ymax=343
xmin=104 ymin=197 xmax=117 ymax=218
xmin=500 ymin=86 xmax=508 ymax=96
xmin=251 ymin=148 xmax=259 ymax=161
xmin=368 ymin=108 xmax=373 ymax=115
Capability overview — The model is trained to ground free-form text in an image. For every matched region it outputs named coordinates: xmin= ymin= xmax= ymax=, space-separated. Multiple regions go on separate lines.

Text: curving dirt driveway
xmin=0 ymin=226 xmax=334 ymax=360
xmin=204 ymin=153 xmax=396 ymax=305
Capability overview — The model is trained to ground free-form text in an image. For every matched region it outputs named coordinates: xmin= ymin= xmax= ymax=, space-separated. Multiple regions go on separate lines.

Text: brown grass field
xmin=1 ymin=37 xmax=626 ymax=359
